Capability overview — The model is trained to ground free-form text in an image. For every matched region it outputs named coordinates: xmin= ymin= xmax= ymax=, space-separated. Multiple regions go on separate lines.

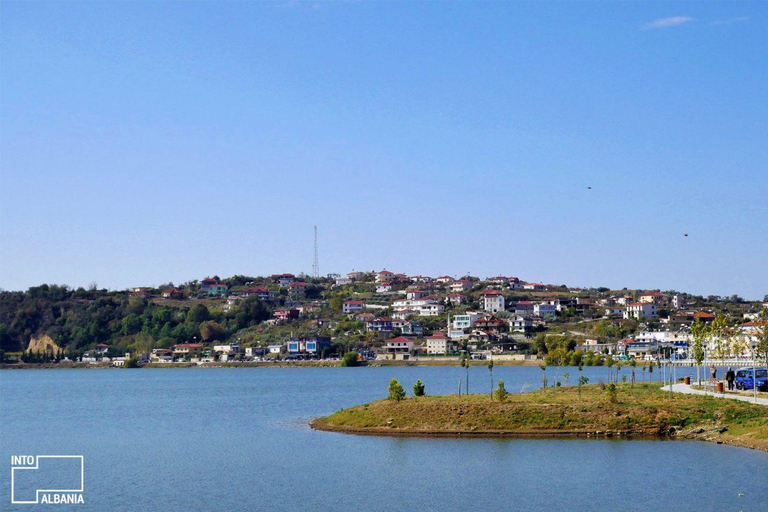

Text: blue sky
xmin=1 ymin=1 xmax=766 ymax=299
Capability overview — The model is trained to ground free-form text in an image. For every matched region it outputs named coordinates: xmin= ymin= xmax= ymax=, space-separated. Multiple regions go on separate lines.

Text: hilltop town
xmin=0 ymin=270 xmax=766 ymax=366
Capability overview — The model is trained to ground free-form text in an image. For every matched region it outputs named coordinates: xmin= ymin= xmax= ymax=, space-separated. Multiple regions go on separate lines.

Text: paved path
xmin=660 ymin=383 xmax=768 ymax=405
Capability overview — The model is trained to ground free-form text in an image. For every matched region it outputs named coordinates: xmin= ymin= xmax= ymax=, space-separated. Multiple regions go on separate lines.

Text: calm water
xmin=2 ymin=366 xmax=767 ymax=511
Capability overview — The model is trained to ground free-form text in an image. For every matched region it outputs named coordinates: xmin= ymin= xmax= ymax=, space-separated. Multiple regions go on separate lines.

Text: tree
xmin=187 ymin=304 xmax=210 ymax=324
xmin=121 ymin=314 xmax=142 ymax=336
xmin=495 ymin=380 xmax=508 ymax=402
xmin=388 ymin=378 xmax=405 ymax=401
xmin=690 ymin=319 xmax=708 ymax=385
xmin=711 ymin=314 xmax=732 ymax=380
xmin=199 ymin=321 xmax=225 ymax=342
xmin=539 ymin=363 xmax=548 ymax=389
xmin=460 ymin=352 xmax=470 ymax=396
xmin=125 ymin=357 xmax=141 ymax=368
xmin=562 ymin=372 xmax=570 ymax=387
xmin=488 ymin=358 xmax=494 ymax=399
xmin=341 ymin=351 xmax=359 ymax=367
xmin=413 ymin=380 xmax=425 ymax=396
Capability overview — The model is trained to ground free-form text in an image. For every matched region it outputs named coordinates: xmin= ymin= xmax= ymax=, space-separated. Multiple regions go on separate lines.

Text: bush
xmin=388 ymin=378 xmax=406 ymax=401
xmin=341 ymin=351 xmax=359 ymax=367
xmin=125 ymin=357 xmax=141 ymax=368
xmin=413 ymin=380 xmax=425 ymax=396
xmin=495 ymin=380 xmax=509 ymax=402
xmin=606 ymin=383 xmax=617 ymax=403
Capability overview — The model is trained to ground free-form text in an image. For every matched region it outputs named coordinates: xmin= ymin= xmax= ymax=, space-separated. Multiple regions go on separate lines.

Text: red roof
xmin=695 ymin=311 xmax=715 ymax=319
xmin=481 ymin=289 xmax=502 ymax=296
xmin=345 ymin=300 xmax=364 ymax=305
xmin=388 ymin=336 xmax=413 ymax=343
xmin=641 ymin=292 xmax=664 ymax=297
xmin=288 ymin=282 xmax=306 ymax=287
xmin=427 ymin=332 xmax=449 ymax=340
xmin=516 ymin=301 xmax=534 ymax=306
xmin=175 ymin=343 xmax=202 ymax=349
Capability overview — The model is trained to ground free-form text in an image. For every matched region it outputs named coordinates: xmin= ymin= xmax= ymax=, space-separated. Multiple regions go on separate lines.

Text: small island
xmin=311 ymin=382 xmax=768 ymax=452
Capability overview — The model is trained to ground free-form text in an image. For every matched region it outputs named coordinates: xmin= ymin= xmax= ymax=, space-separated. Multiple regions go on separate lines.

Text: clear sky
xmin=1 ymin=1 xmax=766 ymax=299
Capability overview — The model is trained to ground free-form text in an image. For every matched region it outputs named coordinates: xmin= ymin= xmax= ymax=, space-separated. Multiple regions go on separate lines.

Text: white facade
xmin=534 ymin=303 xmax=556 ymax=318
xmin=482 ymin=291 xmax=505 ymax=313
xmin=624 ymin=303 xmax=658 ymax=320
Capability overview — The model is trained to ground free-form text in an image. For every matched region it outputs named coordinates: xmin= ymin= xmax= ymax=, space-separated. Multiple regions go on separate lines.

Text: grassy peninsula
xmin=311 ymin=383 xmax=768 ymax=452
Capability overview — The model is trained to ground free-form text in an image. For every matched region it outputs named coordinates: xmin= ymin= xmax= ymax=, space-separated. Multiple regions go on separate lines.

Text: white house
xmin=452 ymin=312 xmax=483 ymax=332
xmin=624 ymin=302 xmax=658 ymax=320
xmin=509 ymin=315 xmax=533 ymax=333
xmin=425 ymin=332 xmax=457 ymax=355
xmin=343 ymin=300 xmax=365 ymax=314
xmin=449 ymin=280 xmax=472 ymax=292
xmin=380 ymin=336 xmax=414 ymax=360
xmin=639 ymin=292 xmax=665 ymax=305
xmin=533 ymin=303 xmax=556 ymax=318
xmin=481 ymin=289 xmax=505 ymax=313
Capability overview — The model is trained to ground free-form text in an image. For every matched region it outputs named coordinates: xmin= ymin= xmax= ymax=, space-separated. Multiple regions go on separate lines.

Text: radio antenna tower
xmin=312 ymin=225 xmax=319 ymax=278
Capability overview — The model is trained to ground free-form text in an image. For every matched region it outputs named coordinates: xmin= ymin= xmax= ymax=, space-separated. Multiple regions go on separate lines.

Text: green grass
xmin=315 ymin=383 xmax=768 ymax=450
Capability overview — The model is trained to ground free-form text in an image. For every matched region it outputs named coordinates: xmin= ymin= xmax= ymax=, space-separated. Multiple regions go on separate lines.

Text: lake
xmin=2 ymin=366 xmax=767 ymax=511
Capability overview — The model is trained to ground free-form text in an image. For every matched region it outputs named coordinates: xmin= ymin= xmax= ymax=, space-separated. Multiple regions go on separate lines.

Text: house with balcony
xmin=623 ymin=302 xmax=658 ymax=320
xmin=173 ymin=343 xmax=203 ymax=360
xmin=481 ymin=289 xmax=506 ymax=313
xmin=366 ymin=317 xmax=393 ymax=332
xmin=273 ymin=309 xmax=300 ymax=322
xmin=287 ymin=336 xmax=331 ymax=355
xmin=639 ymin=292 xmax=666 ymax=305
xmin=343 ymin=300 xmax=365 ymax=314
xmin=534 ymin=303 xmax=557 ymax=319
xmin=449 ymin=279 xmax=472 ymax=293
xmin=207 ymin=284 xmax=228 ymax=297
xmin=425 ymin=332 xmax=458 ymax=355
xmin=380 ymin=336 xmax=414 ymax=360
xmin=475 ymin=314 xmax=507 ymax=334
xmin=400 ymin=321 xmax=423 ymax=336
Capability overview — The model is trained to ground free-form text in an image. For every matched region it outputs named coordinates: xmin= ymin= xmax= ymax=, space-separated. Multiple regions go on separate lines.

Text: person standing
xmin=726 ymin=367 xmax=736 ymax=391
xmin=710 ymin=365 xmax=717 ymax=386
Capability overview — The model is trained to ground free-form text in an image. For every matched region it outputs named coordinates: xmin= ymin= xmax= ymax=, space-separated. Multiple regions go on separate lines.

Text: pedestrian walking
xmin=726 ymin=367 xmax=736 ymax=391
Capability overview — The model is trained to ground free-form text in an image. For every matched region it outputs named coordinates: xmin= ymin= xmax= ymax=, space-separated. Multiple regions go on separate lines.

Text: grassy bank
xmin=311 ymin=383 xmax=768 ymax=452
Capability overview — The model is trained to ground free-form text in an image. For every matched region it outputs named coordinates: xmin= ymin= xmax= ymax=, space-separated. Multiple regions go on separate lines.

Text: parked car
xmin=734 ymin=367 xmax=768 ymax=391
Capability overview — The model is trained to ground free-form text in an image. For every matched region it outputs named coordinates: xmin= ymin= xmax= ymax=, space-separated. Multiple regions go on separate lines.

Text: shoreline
xmin=310 ymin=417 xmax=765 ymax=452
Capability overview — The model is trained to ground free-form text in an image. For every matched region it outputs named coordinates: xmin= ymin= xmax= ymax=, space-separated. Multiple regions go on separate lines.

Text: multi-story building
xmin=481 ymin=289 xmax=505 ymax=313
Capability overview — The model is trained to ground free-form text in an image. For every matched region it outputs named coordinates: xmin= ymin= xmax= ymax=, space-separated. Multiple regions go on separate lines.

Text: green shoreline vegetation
xmin=311 ymin=382 xmax=768 ymax=452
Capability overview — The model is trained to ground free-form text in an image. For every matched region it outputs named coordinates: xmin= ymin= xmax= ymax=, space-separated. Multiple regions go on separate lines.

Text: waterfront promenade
xmin=661 ymin=383 xmax=768 ymax=405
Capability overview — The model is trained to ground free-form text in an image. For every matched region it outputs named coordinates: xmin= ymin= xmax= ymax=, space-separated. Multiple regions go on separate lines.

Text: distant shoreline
xmin=0 ymin=359 xmax=545 ymax=370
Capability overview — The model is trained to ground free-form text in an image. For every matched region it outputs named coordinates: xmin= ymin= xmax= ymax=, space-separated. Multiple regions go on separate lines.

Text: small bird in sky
xmin=587 ymin=186 xmax=592 ymax=190
xmin=684 ymin=233 xmax=689 ymax=237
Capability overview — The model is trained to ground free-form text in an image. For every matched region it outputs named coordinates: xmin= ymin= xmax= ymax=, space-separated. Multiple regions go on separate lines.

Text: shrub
xmin=413 ymin=380 xmax=425 ymax=396
xmin=125 ymin=357 xmax=141 ymax=368
xmin=495 ymin=380 xmax=509 ymax=402
xmin=341 ymin=351 xmax=359 ymax=367
xmin=606 ymin=383 xmax=618 ymax=403
xmin=388 ymin=378 xmax=405 ymax=401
